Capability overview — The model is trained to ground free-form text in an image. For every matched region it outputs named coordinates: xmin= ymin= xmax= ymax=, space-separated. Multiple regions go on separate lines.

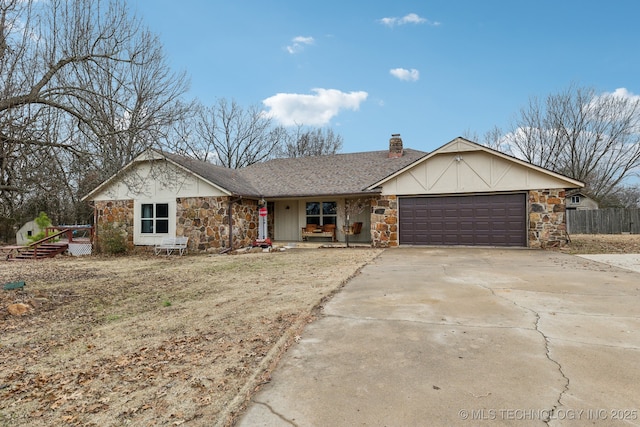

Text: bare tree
xmin=599 ymin=184 xmax=640 ymax=208
xmin=463 ymin=126 xmax=508 ymax=152
xmin=0 ymin=0 xmax=188 ymax=169
xmin=0 ymin=0 xmax=189 ymax=236
xmin=187 ymin=99 xmax=284 ymax=168
xmin=495 ymin=85 xmax=640 ymax=201
xmin=174 ymin=104 xmax=345 ymax=167
xmin=276 ymin=125 xmax=343 ymax=158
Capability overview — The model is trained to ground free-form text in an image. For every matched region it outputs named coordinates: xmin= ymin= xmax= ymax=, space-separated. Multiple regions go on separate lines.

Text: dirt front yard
xmin=0 ymin=248 xmax=381 ymax=426
xmin=564 ymin=233 xmax=640 ymax=254
xmin=2 ymin=234 xmax=639 ymax=426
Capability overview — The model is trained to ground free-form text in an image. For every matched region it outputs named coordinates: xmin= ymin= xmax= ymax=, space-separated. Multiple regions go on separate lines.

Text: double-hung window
xmin=141 ymin=203 xmax=169 ymax=234
xmin=306 ymin=201 xmax=337 ymax=225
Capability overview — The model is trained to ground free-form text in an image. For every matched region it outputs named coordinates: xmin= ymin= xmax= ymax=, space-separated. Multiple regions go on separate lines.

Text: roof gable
xmin=369 ymin=137 xmax=584 ymax=192
xmin=82 ymin=149 xmax=258 ymax=201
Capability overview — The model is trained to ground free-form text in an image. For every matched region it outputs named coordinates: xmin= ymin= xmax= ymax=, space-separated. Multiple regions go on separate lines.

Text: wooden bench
xmin=301 ymin=224 xmax=336 ymax=242
xmin=154 ymin=236 xmax=189 ymax=255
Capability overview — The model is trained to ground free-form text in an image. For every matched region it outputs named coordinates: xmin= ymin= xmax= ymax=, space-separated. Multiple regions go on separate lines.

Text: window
xmin=306 ymin=201 xmax=337 ymax=225
xmin=141 ymin=203 xmax=169 ymax=234
xmin=571 ymin=195 xmax=581 ymax=204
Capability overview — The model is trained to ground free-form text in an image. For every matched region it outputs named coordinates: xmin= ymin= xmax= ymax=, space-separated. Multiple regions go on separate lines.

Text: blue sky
xmin=130 ymin=1 xmax=640 ymax=154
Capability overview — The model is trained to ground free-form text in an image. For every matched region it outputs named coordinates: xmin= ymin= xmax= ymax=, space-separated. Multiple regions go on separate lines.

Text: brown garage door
xmin=399 ymin=194 xmax=527 ymax=247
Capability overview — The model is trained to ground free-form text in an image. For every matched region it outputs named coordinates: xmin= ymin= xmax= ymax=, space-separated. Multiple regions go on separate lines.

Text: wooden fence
xmin=567 ymin=208 xmax=640 ymax=234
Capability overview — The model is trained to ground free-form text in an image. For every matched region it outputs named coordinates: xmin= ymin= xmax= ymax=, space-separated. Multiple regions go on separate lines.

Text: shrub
xmin=28 ymin=212 xmax=52 ymax=242
xmin=99 ymin=223 xmax=128 ymax=255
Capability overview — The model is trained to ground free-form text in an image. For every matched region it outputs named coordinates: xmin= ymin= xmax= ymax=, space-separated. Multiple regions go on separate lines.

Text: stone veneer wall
xmin=94 ymin=200 xmax=135 ymax=252
xmin=177 ymin=196 xmax=259 ymax=251
xmin=529 ymin=189 xmax=568 ymax=248
xmin=371 ymin=195 xmax=397 ymax=247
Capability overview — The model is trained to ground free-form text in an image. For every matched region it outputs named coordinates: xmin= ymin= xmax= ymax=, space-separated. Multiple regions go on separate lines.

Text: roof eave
xmin=160 ymin=153 xmax=239 ymax=196
xmin=81 ymin=155 xmax=142 ymax=202
xmin=81 ymin=148 xmax=241 ymax=201
xmin=259 ymin=189 xmax=381 ymax=199
xmin=368 ymin=137 xmax=585 ymax=190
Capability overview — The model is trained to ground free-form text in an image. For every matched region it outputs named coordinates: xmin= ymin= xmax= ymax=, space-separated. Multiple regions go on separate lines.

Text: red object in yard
xmin=259 ymin=207 xmax=267 ymax=217
xmin=252 ymin=238 xmax=272 ymax=248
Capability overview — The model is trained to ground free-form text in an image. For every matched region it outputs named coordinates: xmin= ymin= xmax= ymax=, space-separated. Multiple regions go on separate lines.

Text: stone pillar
xmin=528 ymin=189 xmax=567 ymax=248
xmin=370 ymin=196 xmax=398 ymax=247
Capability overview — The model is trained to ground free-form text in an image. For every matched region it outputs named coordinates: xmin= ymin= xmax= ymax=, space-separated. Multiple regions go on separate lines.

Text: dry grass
xmin=0 ymin=248 xmax=382 ymax=426
xmin=565 ymin=233 xmax=640 ymax=254
xmin=2 ymin=234 xmax=638 ymax=426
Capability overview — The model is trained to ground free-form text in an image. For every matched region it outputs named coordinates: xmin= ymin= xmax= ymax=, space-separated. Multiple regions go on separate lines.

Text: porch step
xmin=8 ymin=243 xmax=69 ymax=260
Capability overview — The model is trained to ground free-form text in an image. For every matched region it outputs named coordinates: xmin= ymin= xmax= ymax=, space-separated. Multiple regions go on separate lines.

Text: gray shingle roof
xmin=163 ymin=149 xmax=428 ymax=198
xmin=163 ymin=152 xmax=260 ymax=196
xmin=240 ymin=149 xmax=427 ymax=197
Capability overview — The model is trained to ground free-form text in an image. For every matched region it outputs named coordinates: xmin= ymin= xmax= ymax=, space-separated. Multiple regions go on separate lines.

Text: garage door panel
xmin=415 ymin=223 xmax=428 ymax=231
xmin=459 ymin=208 xmax=474 ymax=217
xmin=458 ymin=235 xmax=475 ymax=245
xmin=459 ymin=222 xmax=473 ymax=231
xmin=507 ymin=223 xmax=522 ymax=232
xmin=443 ymin=234 xmax=459 ymax=245
xmin=491 ymin=207 xmax=507 ymax=216
xmin=399 ymin=194 xmax=526 ymax=247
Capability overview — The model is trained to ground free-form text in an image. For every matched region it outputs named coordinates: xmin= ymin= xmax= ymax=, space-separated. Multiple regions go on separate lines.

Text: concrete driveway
xmin=238 ymin=248 xmax=640 ymax=426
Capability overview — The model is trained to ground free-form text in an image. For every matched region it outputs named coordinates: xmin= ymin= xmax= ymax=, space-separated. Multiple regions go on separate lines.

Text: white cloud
xmin=390 ymin=68 xmax=420 ymax=82
xmin=600 ymin=87 xmax=640 ymax=102
xmin=293 ymin=36 xmax=314 ymax=44
xmin=286 ymin=36 xmax=315 ymax=54
xmin=589 ymin=88 xmax=640 ymax=132
xmin=401 ymin=13 xmax=427 ymax=25
xmin=379 ymin=17 xmax=396 ymax=27
xmin=379 ymin=13 xmax=440 ymax=27
xmin=262 ymin=88 xmax=368 ymax=126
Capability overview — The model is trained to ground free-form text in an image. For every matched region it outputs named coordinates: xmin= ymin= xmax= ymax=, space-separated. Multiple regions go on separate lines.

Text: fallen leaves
xmin=7 ymin=303 xmax=31 ymax=316
xmin=0 ymin=249 xmax=381 ymax=426
xmin=564 ymin=234 xmax=640 ymax=254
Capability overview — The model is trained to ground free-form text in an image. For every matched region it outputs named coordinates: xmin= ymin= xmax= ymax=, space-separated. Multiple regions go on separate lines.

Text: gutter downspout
xmin=228 ymin=196 xmax=242 ymax=251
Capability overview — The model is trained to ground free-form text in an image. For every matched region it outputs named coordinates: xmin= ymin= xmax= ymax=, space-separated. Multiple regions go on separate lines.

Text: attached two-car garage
xmin=369 ymin=137 xmax=585 ymax=248
xmin=398 ymin=193 xmax=527 ymax=247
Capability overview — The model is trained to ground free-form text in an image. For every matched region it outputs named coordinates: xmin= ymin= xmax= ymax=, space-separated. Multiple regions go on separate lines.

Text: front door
xmin=274 ymin=201 xmax=300 ymax=241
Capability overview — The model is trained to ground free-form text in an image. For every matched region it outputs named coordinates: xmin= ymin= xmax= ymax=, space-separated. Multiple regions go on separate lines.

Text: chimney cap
xmin=391 ymin=133 xmax=401 ymax=137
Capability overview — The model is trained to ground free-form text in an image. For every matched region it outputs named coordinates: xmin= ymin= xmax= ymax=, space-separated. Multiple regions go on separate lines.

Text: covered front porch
xmin=265 ymin=197 xmax=373 ymax=245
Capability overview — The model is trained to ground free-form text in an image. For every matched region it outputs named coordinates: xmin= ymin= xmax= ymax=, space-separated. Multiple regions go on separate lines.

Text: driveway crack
xmin=476 ymin=283 xmax=570 ymax=426
xmin=533 ymin=310 xmax=570 ymax=425
xmin=252 ymin=400 xmax=298 ymax=426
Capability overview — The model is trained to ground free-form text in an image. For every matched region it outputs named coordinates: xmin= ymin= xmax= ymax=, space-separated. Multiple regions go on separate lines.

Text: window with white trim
xmin=141 ymin=203 xmax=169 ymax=234
xmin=571 ymin=195 xmax=581 ymax=204
xmin=305 ymin=201 xmax=337 ymax=225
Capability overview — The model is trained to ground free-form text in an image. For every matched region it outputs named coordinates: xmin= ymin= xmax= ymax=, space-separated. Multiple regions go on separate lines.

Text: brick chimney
xmin=389 ymin=133 xmax=403 ymax=158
